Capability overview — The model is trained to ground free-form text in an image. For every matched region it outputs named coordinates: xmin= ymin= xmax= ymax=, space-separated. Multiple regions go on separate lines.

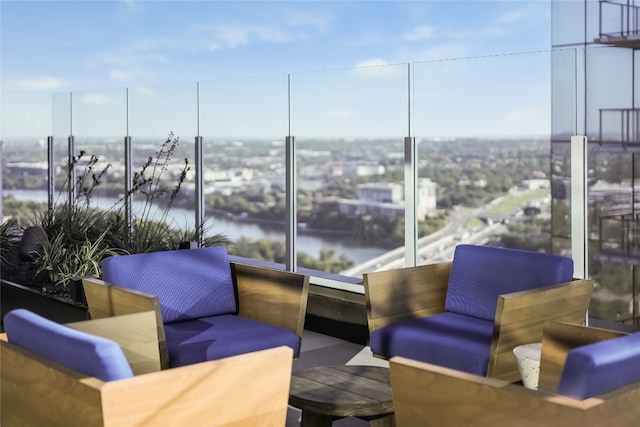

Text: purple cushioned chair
xmin=89 ymin=246 xmax=309 ymax=369
xmin=364 ymin=244 xmax=594 ymax=381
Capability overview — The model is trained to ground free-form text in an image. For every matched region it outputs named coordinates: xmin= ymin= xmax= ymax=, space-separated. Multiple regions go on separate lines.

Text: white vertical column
xmin=571 ymin=135 xmax=589 ymax=280
xmin=286 ymin=135 xmax=296 ymax=272
xmin=404 ymin=136 xmax=418 ymax=267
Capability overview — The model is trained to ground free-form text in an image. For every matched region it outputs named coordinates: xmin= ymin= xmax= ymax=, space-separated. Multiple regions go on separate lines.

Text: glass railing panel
xmin=590 ymin=260 xmax=634 ymax=322
xmin=1 ymin=91 xmax=51 ymax=224
xmin=290 ymin=64 xmax=408 ymax=277
xmin=551 ymin=0 xmax=587 ymax=46
xmin=587 ymin=46 xmax=634 ymax=145
xmin=51 ymin=92 xmax=72 ymax=205
xmin=127 ymin=83 xmax=198 ymax=248
xmin=551 ymin=142 xmax=572 ymax=244
xmin=70 ymin=88 xmax=127 ymax=205
xmin=413 ymin=51 xmax=552 ymax=261
xmin=198 ymin=75 xmax=289 ymax=259
xmin=551 ymin=48 xmax=579 ymax=141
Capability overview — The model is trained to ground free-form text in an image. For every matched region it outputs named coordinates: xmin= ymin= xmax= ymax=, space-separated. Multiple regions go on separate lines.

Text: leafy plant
xmin=21 ymin=132 xmax=229 ymax=298
xmin=35 ymin=227 xmax=127 ymax=289
xmin=0 ymin=219 xmax=21 ymax=265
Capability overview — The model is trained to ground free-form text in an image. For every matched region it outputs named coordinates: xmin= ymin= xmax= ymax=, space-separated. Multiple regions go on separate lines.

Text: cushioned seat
xmin=165 ymin=314 xmax=301 ymax=367
xmin=365 ymin=244 xmax=594 ymax=380
xmin=370 ymin=311 xmax=494 ymax=375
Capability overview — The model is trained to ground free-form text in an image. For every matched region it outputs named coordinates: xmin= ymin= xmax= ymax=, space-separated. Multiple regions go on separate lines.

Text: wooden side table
xmin=289 ymin=365 xmax=395 ymax=427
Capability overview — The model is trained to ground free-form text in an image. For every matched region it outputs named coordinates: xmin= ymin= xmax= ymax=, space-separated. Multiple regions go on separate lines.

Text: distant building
xmin=338 ymin=179 xmax=437 ymax=220
xmin=519 ymin=179 xmax=550 ymax=191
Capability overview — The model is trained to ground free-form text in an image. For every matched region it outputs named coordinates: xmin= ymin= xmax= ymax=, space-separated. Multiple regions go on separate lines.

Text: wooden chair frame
xmin=83 ymin=261 xmax=309 ymax=369
xmin=364 ymin=261 xmax=594 ymax=381
xmin=1 ymin=311 xmax=294 ymax=427
xmin=389 ymin=321 xmax=637 ymax=427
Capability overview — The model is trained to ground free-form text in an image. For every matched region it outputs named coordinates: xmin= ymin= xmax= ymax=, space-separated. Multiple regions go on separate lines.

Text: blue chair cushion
xmin=163 ymin=314 xmax=301 ymax=368
xmin=370 ymin=311 xmax=494 ymax=375
xmin=445 ymin=245 xmax=574 ymax=321
xmin=557 ymin=331 xmax=640 ymax=400
xmin=102 ymin=247 xmax=237 ymax=322
xmin=3 ymin=309 xmax=133 ymax=382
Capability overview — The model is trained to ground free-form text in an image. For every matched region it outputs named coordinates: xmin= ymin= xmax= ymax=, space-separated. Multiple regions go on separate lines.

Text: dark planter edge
xmin=1 ymin=279 xmax=89 ymax=332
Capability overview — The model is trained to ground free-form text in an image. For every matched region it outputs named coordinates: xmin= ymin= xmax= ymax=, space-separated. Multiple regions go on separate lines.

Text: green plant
xmin=35 ymin=227 xmax=127 ymax=289
xmin=26 ymin=132 xmax=229 ymax=297
xmin=108 ymin=132 xmax=229 ymax=253
xmin=0 ymin=219 xmax=21 ymax=265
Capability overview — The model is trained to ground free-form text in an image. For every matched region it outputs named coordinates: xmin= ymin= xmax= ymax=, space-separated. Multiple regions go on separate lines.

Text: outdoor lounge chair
xmin=389 ymin=321 xmax=640 ymax=427
xmin=1 ymin=308 xmax=294 ymax=427
xmin=364 ymin=244 xmax=594 ymax=381
xmin=83 ymin=246 xmax=309 ymax=369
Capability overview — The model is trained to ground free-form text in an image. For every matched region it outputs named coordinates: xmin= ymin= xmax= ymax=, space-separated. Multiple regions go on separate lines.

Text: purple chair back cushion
xmin=3 ymin=309 xmax=133 ymax=382
xmin=557 ymin=331 xmax=640 ymax=400
xmin=445 ymin=245 xmax=574 ymax=320
xmin=101 ymin=247 xmax=237 ymax=323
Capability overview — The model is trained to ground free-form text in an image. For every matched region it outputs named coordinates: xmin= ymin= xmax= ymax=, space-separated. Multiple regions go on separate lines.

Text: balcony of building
xmin=594 ymin=0 xmax=640 ymax=49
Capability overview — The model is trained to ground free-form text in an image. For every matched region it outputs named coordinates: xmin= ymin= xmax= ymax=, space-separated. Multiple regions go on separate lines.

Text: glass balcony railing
xmin=0 ymin=54 xmax=558 ymax=285
xmin=3 ymin=49 xmax=637 ymax=325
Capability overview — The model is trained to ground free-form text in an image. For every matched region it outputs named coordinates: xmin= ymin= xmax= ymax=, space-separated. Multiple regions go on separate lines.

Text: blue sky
xmin=1 ymin=0 xmax=552 ymax=138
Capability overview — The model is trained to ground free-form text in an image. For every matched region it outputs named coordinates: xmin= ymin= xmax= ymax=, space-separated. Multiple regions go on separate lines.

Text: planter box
xmin=1 ymin=279 xmax=88 ymax=332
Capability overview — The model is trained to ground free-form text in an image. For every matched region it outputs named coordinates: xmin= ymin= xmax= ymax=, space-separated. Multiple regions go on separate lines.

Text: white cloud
xmin=7 ymin=77 xmax=64 ymax=91
xmin=496 ymin=9 xmax=531 ymax=25
xmin=110 ymin=69 xmax=134 ymax=80
xmin=130 ymin=86 xmax=155 ymax=97
xmin=506 ymin=106 xmax=542 ymax=121
xmin=81 ymin=93 xmax=114 ymax=105
xmin=327 ymin=109 xmax=353 ymax=120
xmin=205 ymin=24 xmax=299 ymax=50
xmin=352 ymin=59 xmax=402 ymax=79
xmin=403 ymin=25 xmax=436 ymax=41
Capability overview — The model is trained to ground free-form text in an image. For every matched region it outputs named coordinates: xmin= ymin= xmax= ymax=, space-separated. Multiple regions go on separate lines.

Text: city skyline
xmin=1 ymin=1 xmax=552 ymax=138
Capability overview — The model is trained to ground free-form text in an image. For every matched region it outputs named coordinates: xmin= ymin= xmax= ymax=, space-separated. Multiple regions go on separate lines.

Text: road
xmin=340 ymin=207 xmax=508 ymax=277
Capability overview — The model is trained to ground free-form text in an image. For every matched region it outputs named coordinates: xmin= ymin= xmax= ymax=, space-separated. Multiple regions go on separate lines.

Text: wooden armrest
xmin=2 ymin=339 xmax=293 ymax=427
xmin=66 ymin=311 xmax=161 ymax=375
xmin=82 ymin=278 xmax=169 ymax=370
xmin=1 ymin=339 xmax=105 ymax=427
xmin=538 ymin=321 xmax=627 ymax=393
xmin=101 ymin=346 xmax=294 ymax=427
xmin=363 ymin=261 xmax=451 ymax=334
xmin=231 ymin=262 xmax=309 ymax=339
xmin=487 ymin=278 xmax=594 ymax=381
xmin=390 ymin=355 xmax=640 ymax=427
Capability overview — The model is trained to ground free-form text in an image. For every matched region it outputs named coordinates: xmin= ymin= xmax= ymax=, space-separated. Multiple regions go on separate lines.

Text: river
xmin=3 ymin=189 xmax=387 ymax=265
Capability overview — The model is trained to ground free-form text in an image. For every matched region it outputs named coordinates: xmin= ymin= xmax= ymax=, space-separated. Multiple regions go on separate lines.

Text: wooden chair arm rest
xmin=82 ymin=277 xmax=169 ymax=370
xmin=487 ymin=278 xmax=594 ymax=381
xmin=538 ymin=321 xmax=627 ymax=393
xmin=1 ymin=339 xmax=105 ymax=427
xmin=389 ymin=356 xmax=640 ymax=427
xmin=66 ymin=311 xmax=161 ymax=375
xmin=363 ymin=261 xmax=451 ymax=334
xmin=101 ymin=346 xmax=294 ymax=427
xmin=2 ymin=338 xmax=293 ymax=427
xmin=232 ymin=262 xmax=310 ymax=339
